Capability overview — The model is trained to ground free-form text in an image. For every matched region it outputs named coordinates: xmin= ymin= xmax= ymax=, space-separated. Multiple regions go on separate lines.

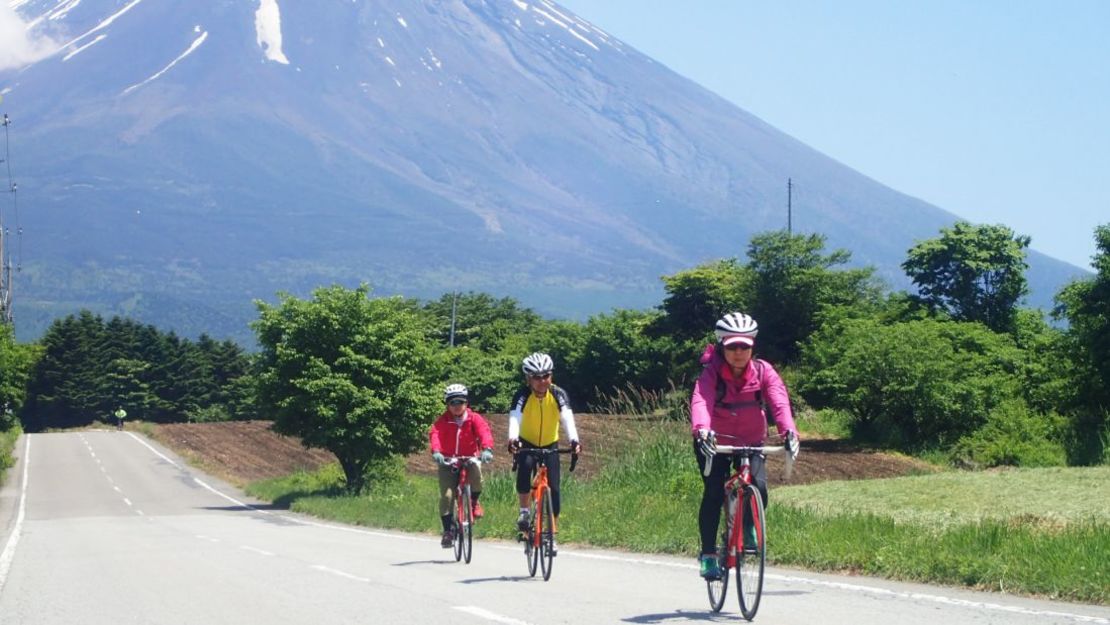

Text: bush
xmin=188 ymin=405 xmax=232 ymax=423
xmin=799 ymin=318 xmax=1025 ymax=450
xmin=949 ymin=400 xmax=1067 ymax=468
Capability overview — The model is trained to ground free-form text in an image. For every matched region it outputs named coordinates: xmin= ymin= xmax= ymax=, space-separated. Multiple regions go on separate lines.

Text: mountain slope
xmin=0 ymin=0 xmax=1087 ymax=342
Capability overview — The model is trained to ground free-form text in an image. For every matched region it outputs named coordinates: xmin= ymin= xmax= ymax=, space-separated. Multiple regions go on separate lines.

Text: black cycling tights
xmin=515 ymin=442 xmax=562 ymax=516
xmin=694 ymin=442 xmax=768 ymax=555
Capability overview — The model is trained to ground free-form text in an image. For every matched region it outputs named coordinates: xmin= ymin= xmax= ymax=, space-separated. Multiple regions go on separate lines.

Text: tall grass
xmin=245 ymin=419 xmax=1109 ymax=604
xmin=0 ymin=424 xmax=22 ymax=483
xmin=592 ymin=380 xmax=690 ymax=421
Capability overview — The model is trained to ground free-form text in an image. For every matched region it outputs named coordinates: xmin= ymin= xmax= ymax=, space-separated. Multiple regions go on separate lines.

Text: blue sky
xmin=558 ymin=1 xmax=1109 ymax=271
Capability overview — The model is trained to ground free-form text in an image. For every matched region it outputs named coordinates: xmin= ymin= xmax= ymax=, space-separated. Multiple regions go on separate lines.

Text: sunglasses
xmin=448 ymin=399 xmax=467 ymax=406
xmin=723 ymin=343 xmax=752 ymax=351
xmin=529 ymin=373 xmax=552 ymax=380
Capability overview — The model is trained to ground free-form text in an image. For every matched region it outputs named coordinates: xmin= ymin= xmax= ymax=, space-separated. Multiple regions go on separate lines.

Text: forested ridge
xmin=2 ymin=223 xmax=1108 ymax=486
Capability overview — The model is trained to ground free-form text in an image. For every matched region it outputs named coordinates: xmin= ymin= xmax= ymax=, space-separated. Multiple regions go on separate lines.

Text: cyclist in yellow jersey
xmin=507 ymin=352 xmax=581 ymax=554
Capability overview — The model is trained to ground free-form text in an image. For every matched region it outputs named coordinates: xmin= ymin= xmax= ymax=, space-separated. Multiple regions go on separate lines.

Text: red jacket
xmin=428 ymin=409 xmax=494 ymax=457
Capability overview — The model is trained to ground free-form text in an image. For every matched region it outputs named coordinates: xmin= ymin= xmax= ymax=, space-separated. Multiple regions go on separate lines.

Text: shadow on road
xmin=458 ymin=575 xmax=537 ymax=584
xmin=391 ymin=559 xmax=458 ymax=566
xmin=621 ymin=609 xmax=735 ymax=623
xmin=199 ymin=503 xmax=289 ymax=512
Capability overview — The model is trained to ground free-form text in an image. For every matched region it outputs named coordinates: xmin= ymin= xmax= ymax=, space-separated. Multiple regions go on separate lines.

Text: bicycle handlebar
xmin=700 ymin=440 xmax=794 ymax=479
xmin=442 ymin=456 xmax=483 ymax=468
xmin=510 ymin=447 xmax=579 ymax=473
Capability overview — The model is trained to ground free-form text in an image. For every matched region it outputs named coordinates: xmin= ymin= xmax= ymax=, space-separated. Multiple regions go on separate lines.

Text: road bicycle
xmin=443 ymin=455 xmax=482 ymax=564
xmin=511 ymin=446 xmax=577 ymax=581
xmin=700 ymin=433 xmax=793 ymax=619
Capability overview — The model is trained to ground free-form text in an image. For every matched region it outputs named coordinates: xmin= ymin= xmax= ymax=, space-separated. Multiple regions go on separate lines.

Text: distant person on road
xmin=429 ymin=384 xmax=494 ymax=548
xmin=507 ymin=352 xmax=581 ymax=554
xmin=690 ymin=313 xmax=800 ymax=580
xmin=114 ymin=406 xmax=127 ymax=431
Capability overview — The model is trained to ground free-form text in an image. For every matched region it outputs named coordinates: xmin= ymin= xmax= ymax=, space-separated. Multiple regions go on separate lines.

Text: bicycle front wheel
xmin=737 ymin=484 xmax=766 ymax=620
xmin=539 ymin=488 xmax=555 ymax=581
xmin=460 ymin=485 xmax=473 ymax=564
xmin=452 ymin=495 xmax=463 ymax=562
xmin=525 ymin=496 xmax=539 ymax=577
xmin=707 ymin=495 xmax=732 ymax=612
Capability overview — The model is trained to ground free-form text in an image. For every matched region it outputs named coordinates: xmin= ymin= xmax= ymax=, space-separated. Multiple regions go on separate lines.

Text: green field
xmin=247 ymin=426 xmax=1109 ymax=604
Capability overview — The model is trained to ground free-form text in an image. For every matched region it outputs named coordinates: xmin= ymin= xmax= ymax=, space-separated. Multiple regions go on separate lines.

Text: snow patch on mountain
xmin=122 ymin=29 xmax=208 ymax=95
xmin=61 ymin=0 xmax=145 ymax=51
xmin=62 ymin=33 xmax=104 ymax=62
xmin=255 ymin=0 xmax=289 ymax=64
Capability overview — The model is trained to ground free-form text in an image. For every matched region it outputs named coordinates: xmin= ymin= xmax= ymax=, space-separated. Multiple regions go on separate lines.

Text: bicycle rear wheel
xmin=706 ymin=494 xmax=733 ymax=612
xmin=460 ymin=485 xmax=473 ymax=564
xmin=525 ymin=496 xmax=539 ymax=577
xmin=736 ymin=484 xmax=766 ymax=620
xmin=539 ymin=488 xmax=555 ymax=581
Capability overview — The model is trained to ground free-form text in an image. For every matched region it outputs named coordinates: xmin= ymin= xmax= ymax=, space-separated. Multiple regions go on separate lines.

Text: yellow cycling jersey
xmin=509 ymin=385 xmax=571 ymax=447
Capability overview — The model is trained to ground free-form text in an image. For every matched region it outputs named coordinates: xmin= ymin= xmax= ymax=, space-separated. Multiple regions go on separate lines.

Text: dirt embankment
xmin=148 ymin=417 xmax=934 ymax=487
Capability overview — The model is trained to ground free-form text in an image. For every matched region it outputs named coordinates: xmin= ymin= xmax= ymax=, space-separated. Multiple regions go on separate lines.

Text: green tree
xmin=745 ymin=231 xmax=882 ymax=364
xmin=423 ymin=292 xmax=540 ymax=349
xmin=1 ymin=324 xmax=40 ymax=429
xmin=1053 ymin=223 xmax=1110 ymax=464
xmin=253 ymin=285 xmax=439 ymax=493
xmin=902 ymin=222 xmax=1030 ymax=333
xmin=103 ymin=358 xmax=154 ymax=422
xmin=570 ymin=309 xmax=674 ymax=408
xmin=650 ymin=259 xmax=750 ymax=345
xmin=799 ymin=317 xmax=1025 ymax=449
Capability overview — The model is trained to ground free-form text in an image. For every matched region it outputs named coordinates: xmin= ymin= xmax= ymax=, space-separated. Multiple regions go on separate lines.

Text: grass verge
xmin=0 ymin=424 xmax=22 ymax=484
xmin=245 ymin=423 xmax=1108 ymax=604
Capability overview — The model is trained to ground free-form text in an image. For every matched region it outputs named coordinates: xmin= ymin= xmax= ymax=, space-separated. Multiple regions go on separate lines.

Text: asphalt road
xmin=1 ymin=431 xmax=1107 ymax=625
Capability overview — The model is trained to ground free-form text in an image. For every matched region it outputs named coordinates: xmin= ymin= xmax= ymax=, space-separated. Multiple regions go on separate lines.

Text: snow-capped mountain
xmin=0 ymin=0 xmax=1086 ymax=341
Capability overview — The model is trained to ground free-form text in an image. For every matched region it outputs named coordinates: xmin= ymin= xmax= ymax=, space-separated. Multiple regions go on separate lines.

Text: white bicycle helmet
xmin=521 ymin=352 xmax=554 ymax=376
xmin=443 ymin=383 xmax=469 ymax=403
xmin=714 ymin=312 xmax=758 ymax=346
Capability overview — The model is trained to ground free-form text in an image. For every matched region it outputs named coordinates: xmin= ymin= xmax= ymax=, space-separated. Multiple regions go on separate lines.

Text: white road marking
xmin=122 ymin=498 xmax=132 ymax=507
xmin=454 ymin=606 xmax=535 ymax=625
xmin=0 ymin=436 xmax=31 ymax=593
xmin=310 ymin=565 xmax=370 ymax=583
xmin=112 ymin=486 xmax=121 ymax=493
xmin=239 ymin=546 xmax=275 ymax=557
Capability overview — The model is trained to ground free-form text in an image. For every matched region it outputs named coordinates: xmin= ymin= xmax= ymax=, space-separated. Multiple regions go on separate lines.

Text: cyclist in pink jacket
xmin=690 ymin=312 xmax=800 ymax=579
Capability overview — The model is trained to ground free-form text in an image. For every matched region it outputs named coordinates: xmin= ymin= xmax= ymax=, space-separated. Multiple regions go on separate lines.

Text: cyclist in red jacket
xmin=429 ymin=384 xmax=495 ymax=547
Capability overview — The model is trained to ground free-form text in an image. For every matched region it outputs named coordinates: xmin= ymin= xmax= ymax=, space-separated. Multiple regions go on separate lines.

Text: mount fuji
xmin=0 ymin=0 xmax=1087 ymax=342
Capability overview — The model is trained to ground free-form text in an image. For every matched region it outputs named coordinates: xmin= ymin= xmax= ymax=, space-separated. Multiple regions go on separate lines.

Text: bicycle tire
xmin=460 ymin=484 xmax=473 ymax=564
xmin=452 ymin=488 xmax=464 ymax=562
xmin=737 ymin=484 xmax=766 ymax=620
xmin=539 ymin=488 xmax=555 ymax=581
xmin=526 ymin=495 xmax=539 ymax=577
xmin=707 ymin=494 xmax=732 ymax=612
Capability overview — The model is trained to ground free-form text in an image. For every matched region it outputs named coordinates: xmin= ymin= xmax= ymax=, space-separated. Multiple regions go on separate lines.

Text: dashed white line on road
xmin=454 ymin=606 xmax=535 ymax=625
xmin=310 ymin=565 xmax=370 ymax=583
xmin=122 ymin=498 xmax=132 ymax=507
xmin=240 ymin=546 xmax=275 ymax=557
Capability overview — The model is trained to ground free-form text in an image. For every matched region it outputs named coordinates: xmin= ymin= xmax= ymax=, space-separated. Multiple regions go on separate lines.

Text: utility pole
xmin=0 ymin=113 xmax=14 ymax=325
xmin=448 ymin=291 xmax=458 ymax=347
xmin=787 ymin=178 xmax=793 ymax=234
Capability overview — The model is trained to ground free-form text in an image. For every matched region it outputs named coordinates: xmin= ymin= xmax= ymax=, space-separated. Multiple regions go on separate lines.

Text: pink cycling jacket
xmin=690 ymin=344 xmax=797 ymax=445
